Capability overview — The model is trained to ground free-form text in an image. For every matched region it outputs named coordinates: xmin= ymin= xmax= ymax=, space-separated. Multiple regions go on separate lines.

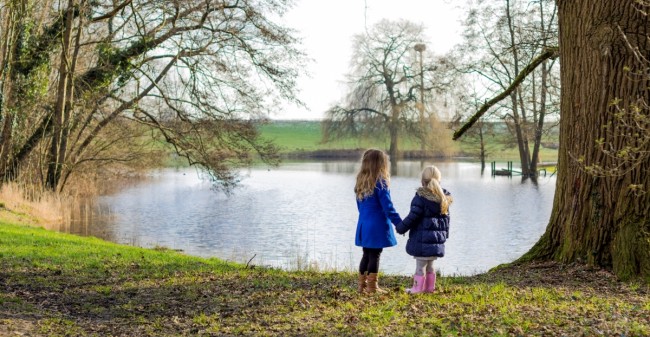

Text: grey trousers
xmin=414 ymin=257 xmax=437 ymax=276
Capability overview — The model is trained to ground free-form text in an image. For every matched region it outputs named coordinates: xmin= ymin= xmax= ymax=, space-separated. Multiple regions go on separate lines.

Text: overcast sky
xmin=275 ymin=0 xmax=465 ymax=120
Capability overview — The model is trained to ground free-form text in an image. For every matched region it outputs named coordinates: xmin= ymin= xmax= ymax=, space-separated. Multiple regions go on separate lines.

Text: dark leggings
xmin=359 ymin=247 xmax=383 ymax=274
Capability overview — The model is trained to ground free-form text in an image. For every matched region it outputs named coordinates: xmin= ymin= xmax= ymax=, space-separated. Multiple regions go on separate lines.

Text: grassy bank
xmin=259 ymin=120 xmax=559 ymax=162
xmin=1 ymin=221 xmax=648 ymax=336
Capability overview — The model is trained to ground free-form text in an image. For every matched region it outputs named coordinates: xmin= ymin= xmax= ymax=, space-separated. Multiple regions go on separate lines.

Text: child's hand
xmin=395 ymin=221 xmax=406 ymax=235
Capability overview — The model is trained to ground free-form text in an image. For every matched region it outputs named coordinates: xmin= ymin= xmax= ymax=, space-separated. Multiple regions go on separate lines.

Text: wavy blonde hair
xmin=354 ymin=149 xmax=390 ymax=200
xmin=421 ymin=165 xmax=453 ymax=214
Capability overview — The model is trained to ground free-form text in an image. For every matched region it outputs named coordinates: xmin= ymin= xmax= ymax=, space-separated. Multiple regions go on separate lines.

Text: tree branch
xmin=72 ymin=52 xmax=180 ymax=160
xmin=452 ymin=47 xmax=559 ymax=140
xmin=91 ymin=0 xmax=132 ymax=22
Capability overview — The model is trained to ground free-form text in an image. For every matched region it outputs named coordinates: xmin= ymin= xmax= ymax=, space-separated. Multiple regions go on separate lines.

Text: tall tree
xmin=0 ymin=0 xmax=54 ymax=182
xmin=523 ymin=0 xmax=650 ymax=279
xmin=45 ymin=0 xmax=76 ymax=190
xmin=456 ymin=0 xmax=650 ymax=279
xmin=0 ymin=0 xmax=305 ymax=192
xmin=322 ymin=19 xmax=435 ymax=160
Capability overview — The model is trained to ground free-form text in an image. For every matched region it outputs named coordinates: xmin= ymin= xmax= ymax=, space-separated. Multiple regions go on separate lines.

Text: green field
xmin=259 ymin=120 xmax=560 ymax=162
xmin=258 ymin=120 xmax=394 ymax=152
xmin=1 ymin=221 xmax=648 ymax=336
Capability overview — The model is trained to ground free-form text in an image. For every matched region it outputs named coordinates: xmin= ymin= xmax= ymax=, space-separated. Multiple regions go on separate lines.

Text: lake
xmin=57 ymin=160 xmax=556 ymax=276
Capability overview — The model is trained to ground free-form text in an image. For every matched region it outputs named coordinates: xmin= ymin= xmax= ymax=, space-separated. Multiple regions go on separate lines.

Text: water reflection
xmin=57 ymin=160 xmax=556 ymax=276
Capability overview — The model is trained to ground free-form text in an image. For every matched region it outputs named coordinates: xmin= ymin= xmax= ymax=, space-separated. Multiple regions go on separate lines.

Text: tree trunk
xmin=530 ymin=0 xmax=554 ymax=175
xmin=0 ymin=2 xmax=21 ymax=181
xmin=46 ymin=1 xmax=75 ymax=190
xmin=530 ymin=59 xmax=549 ymax=174
xmin=522 ymin=0 xmax=650 ymax=280
xmin=510 ymin=93 xmax=531 ymax=176
xmin=386 ymin=78 xmax=400 ymax=160
xmin=505 ymin=0 xmax=532 ymax=177
xmin=388 ymin=110 xmax=399 ymax=160
xmin=0 ymin=3 xmax=67 ymax=182
xmin=516 ymin=87 xmax=533 ymax=175
xmin=479 ymin=124 xmax=486 ymax=170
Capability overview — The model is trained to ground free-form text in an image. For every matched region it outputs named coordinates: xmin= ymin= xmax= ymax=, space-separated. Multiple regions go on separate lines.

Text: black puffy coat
xmin=395 ymin=187 xmax=451 ymax=258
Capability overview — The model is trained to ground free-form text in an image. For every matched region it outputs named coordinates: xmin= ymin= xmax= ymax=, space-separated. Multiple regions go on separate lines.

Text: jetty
xmin=491 ymin=161 xmax=557 ymax=177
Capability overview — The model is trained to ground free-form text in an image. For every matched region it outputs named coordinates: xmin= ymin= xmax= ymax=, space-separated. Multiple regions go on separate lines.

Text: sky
xmin=275 ymin=0 xmax=465 ymax=120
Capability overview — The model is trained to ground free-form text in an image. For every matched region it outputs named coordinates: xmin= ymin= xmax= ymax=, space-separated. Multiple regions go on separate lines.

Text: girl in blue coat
xmin=354 ymin=149 xmax=402 ymax=294
xmin=395 ymin=165 xmax=452 ymax=294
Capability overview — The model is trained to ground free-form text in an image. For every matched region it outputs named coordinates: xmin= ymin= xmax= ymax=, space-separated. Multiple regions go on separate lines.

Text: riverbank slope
xmin=1 ymin=221 xmax=648 ymax=336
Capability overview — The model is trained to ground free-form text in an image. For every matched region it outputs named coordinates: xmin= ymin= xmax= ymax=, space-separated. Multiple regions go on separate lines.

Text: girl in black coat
xmin=395 ymin=165 xmax=453 ymax=294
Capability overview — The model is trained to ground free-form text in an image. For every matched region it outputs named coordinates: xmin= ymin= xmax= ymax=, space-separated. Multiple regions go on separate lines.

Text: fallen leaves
xmin=1 ymin=224 xmax=649 ymax=336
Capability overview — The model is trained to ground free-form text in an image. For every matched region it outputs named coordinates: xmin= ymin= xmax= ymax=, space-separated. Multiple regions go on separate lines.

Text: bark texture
xmin=523 ymin=0 xmax=650 ymax=280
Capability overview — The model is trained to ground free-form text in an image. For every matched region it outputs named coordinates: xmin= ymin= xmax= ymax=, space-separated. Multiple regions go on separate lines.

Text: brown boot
xmin=358 ymin=273 xmax=367 ymax=293
xmin=366 ymin=273 xmax=386 ymax=294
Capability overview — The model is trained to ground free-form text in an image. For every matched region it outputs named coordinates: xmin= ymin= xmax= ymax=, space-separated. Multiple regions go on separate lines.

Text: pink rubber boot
xmin=405 ymin=274 xmax=426 ymax=294
xmin=424 ymin=272 xmax=436 ymax=293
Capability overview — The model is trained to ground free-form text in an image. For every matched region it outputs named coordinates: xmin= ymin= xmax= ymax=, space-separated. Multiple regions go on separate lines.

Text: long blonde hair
xmin=354 ymin=149 xmax=390 ymax=200
xmin=421 ymin=165 xmax=452 ymax=214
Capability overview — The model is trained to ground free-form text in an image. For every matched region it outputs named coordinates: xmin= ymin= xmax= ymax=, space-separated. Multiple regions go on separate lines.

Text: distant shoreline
xmin=280 ymin=149 xmax=461 ymax=160
xmin=260 ymin=120 xmax=560 ymax=162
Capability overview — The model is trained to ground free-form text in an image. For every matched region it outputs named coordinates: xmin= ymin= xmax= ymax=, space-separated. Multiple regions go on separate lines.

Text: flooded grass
xmin=1 ymin=221 xmax=648 ymax=336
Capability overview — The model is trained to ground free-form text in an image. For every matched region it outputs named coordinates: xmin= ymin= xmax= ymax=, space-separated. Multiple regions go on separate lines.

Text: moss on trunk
xmin=522 ymin=0 xmax=650 ymax=281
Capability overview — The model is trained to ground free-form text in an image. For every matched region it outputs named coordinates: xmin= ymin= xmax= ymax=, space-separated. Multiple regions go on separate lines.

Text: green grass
xmin=259 ymin=120 xmax=397 ymax=152
xmin=259 ymin=120 xmax=559 ymax=162
xmin=1 ymin=221 xmax=648 ymax=336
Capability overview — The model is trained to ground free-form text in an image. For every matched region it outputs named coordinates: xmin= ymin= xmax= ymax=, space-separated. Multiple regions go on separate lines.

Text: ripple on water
xmin=64 ymin=161 xmax=555 ymax=276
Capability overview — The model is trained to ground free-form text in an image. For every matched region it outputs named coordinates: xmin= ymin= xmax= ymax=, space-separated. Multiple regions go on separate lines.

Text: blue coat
xmin=395 ymin=187 xmax=451 ymax=258
xmin=355 ymin=180 xmax=402 ymax=249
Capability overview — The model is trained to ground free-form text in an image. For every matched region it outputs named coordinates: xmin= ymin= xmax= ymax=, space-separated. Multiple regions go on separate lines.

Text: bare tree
xmin=0 ymin=0 xmax=306 ymax=192
xmin=455 ymin=0 xmax=559 ymax=177
xmin=322 ymin=19 xmax=440 ymax=160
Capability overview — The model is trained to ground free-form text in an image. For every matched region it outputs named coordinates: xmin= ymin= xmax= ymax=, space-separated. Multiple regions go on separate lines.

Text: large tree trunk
xmin=522 ymin=0 xmax=650 ymax=280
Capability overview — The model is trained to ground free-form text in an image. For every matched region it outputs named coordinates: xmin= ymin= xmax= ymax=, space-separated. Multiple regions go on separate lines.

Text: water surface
xmin=61 ymin=160 xmax=556 ymax=276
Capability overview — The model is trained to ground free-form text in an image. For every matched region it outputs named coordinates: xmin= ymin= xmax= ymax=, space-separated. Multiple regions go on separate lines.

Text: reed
xmin=0 ymin=182 xmax=64 ymax=226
